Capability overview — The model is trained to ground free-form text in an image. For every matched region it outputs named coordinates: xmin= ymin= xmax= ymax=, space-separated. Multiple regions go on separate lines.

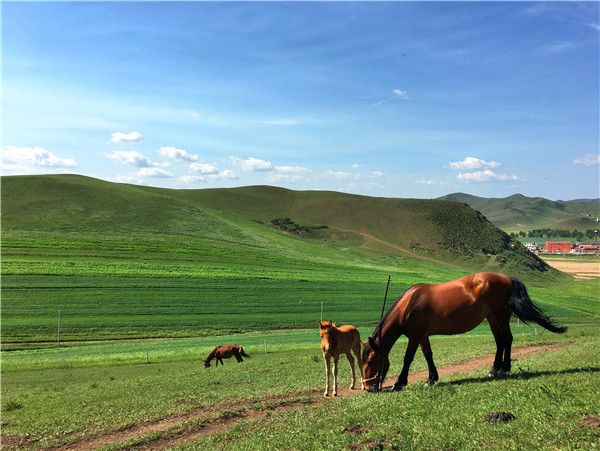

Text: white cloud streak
xmin=111 ymin=131 xmax=144 ymax=144
xmin=159 ymin=146 xmax=198 ymax=162
xmin=449 ymin=156 xmax=500 ymax=170
xmin=573 ymin=153 xmax=600 ymax=166
xmin=189 ymin=162 xmax=219 ymax=174
xmin=457 ymin=170 xmax=520 ymax=183
xmin=106 ymin=150 xmax=155 ymax=168
xmin=230 ymin=156 xmax=274 ymax=172
xmin=1 ymin=145 xmax=77 ymax=167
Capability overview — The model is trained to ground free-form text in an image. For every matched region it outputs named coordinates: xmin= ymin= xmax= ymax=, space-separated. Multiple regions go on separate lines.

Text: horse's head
xmin=204 ymin=360 xmax=211 ymax=368
xmin=361 ymin=336 xmax=389 ymax=392
xmin=319 ymin=320 xmax=336 ymax=354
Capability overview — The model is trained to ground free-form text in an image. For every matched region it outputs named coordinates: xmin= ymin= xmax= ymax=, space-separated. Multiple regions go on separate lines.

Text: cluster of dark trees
xmin=270 ymin=217 xmax=328 ymax=234
xmin=510 ymin=229 xmax=598 ymax=240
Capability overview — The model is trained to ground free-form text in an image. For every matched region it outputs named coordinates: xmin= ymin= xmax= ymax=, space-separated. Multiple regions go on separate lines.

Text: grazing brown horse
xmin=204 ymin=345 xmax=250 ymax=368
xmin=361 ymin=272 xmax=566 ymax=391
xmin=319 ymin=321 xmax=364 ymax=397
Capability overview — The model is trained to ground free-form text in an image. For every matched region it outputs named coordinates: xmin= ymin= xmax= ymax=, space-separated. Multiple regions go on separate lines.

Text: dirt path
xmin=29 ymin=342 xmax=562 ymax=451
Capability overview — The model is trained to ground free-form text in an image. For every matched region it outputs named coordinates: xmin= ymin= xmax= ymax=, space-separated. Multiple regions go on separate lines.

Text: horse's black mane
xmin=369 ymin=286 xmax=414 ymax=341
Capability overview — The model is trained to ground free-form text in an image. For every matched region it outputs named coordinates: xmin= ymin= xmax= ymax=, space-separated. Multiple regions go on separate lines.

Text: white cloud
xmin=416 ymin=179 xmax=448 ymax=186
xmin=230 ymin=156 xmax=274 ymax=172
xmin=1 ymin=145 xmax=77 ymax=167
xmin=189 ymin=162 xmax=219 ymax=174
xmin=457 ymin=170 xmax=520 ymax=183
xmin=573 ymin=153 xmax=600 ymax=167
xmin=393 ymin=89 xmax=409 ymax=99
xmin=274 ymin=165 xmax=308 ymax=174
xmin=351 ymin=163 xmax=360 ymax=169
xmin=159 ymin=146 xmax=198 ymax=162
xmin=326 ymin=170 xmax=353 ymax=180
xmin=371 ymin=171 xmax=383 ymax=177
xmin=210 ymin=169 xmax=237 ymax=180
xmin=106 ymin=150 xmax=155 ymax=168
xmin=449 ymin=156 xmax=500 ymax=170
xmin=178 ymin=175 xmax=205 ymax=185
xmin=587 ymin=23 xmax=600 ymax=32
xmin=137 ymin=167 xmax=173 ymax=178
xmin=111 ymin=131 xmax=144 ymax=144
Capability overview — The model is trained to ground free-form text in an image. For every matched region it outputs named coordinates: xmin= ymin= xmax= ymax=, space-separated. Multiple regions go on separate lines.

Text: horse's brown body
xmin=204 ymin=345 xmax=250 ymax=368
xmin=319 ymin=321 xmax=363 ymax=397
xmin=361 ymin=272 xmax=566 ymax=391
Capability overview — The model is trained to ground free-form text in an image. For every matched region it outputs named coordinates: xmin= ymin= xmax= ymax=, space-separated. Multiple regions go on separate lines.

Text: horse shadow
xmin=435 ymin=366 xmax=600 ymax=387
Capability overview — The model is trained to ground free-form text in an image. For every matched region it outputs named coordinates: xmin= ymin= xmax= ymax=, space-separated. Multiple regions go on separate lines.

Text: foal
xmin=319 ymin=321 xmax=363 ymax=397
xmin=204 ymin=345 xmax=250 ymax=368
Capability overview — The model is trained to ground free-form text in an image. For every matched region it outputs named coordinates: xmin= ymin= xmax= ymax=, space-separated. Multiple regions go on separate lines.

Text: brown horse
xmin=361 ymin=272 xmax=566 ymax=391
xmin=204 ymin=345 xmax=250 ymax=368
xmin=319 ymin=321 xmax=364 ymax=397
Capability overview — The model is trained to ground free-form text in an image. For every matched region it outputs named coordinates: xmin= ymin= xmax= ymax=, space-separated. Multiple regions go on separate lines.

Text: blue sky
xmin=2 ymin=1 xmax=599 ymax=200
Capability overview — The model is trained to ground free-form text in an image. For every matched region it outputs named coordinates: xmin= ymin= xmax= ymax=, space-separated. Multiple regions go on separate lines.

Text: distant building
xmin=545 ymin=241 xmax=573 ymax=253
xmin=524 ymin=242 xmax=542 ymax=253
xmin=574 ymin=243 xmax=600 ymax=254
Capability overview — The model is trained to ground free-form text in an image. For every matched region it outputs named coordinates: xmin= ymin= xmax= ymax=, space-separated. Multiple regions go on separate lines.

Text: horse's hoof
xmin=426 ymin=379 xmax=436 ymax=386
xmin=333 ymin=392 xmax=338 ymax=397
xmin=391 ymin=383 xmax=405 ymax=392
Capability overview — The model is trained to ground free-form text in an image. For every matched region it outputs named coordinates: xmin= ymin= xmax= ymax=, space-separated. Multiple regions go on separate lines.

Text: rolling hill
xmin=439 ymin=192 xmax=600 ymax=232
xmin=3 ymin=174 xmax=548 ymax=273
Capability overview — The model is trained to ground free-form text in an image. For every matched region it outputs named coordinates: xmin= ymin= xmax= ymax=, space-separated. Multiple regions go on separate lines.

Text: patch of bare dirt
xmin=582 ymin=414 xmax=600 ymax=429
xmin=543 ymin=259 xmax=600 ymax=279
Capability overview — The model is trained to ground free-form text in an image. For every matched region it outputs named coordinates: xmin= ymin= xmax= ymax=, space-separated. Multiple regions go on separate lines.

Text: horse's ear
xmin=318 ymin=321 xmax=324 ymax=328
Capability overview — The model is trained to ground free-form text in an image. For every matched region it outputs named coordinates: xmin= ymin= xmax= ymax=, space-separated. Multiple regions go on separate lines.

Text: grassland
xmin=1 ymin=174 xmax=599 ymax=449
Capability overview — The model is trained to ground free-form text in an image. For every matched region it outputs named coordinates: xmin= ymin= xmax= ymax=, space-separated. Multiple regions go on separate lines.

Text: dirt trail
xmin=542 ymin=259 xmax=600 ymax=279
xmin=27 ymin=342 xmax=562 ymax=451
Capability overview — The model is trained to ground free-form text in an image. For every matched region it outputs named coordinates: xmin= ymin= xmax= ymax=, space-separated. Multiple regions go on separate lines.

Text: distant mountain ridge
xmin=438 ymin=193 xmax=600 ymax=231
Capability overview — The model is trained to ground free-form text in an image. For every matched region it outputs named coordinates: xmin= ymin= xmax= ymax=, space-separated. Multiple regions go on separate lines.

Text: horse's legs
xmin=218 ymin=357 xmax=224 ymax=366
xmin=235 ymin=351 xmax=243 ymax=363
xmin=487 ymin=314 xmax=512 ymax=377
xmin=346 ymin=352 xmax=356 ymax=389
xmin=420 ymin=337 xmax=439 ymax=385
xmin=392 ymin=337 xmax=419 ymax=391
xmin=323 ymin=353 xmax=331 ymax=397
xmin=502 ymin=328 xmax=513 ymax=373
xmin=332 ymin=355 xmax=340 ymax=396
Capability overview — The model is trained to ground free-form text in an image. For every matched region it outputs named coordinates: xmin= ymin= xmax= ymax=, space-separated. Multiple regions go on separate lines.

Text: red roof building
xmin=545 ymin=241 xmax=573 ymax=253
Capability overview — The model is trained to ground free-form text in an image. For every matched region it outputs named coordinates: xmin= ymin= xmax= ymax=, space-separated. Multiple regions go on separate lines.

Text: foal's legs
xmin=323 ymin=353 xmax=331 ymax=397
xmin=420 ymin=337 xmax=439 ymax=385
xmin=392 ymin=337 xmax=419 ymax=391
xmin=332 ymin=355 xmax=340 ymax=396
xmin=234 ymin=351 xmax=243 ymax=362
xmin=346 ymin=351 xmax=356 ymax=389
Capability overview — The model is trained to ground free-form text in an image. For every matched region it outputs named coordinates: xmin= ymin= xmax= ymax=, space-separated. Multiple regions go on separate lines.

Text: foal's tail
xmin=239 ymin=347 xmax=251 ymax=358
xmin=508 ymin=278 xmax=567 ymax=333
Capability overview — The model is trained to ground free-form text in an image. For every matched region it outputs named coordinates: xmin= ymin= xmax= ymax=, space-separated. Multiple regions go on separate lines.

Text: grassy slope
xmin=440 ymin=192 xmax=600 ymax=232
xmin=1 ymin=174 xmax=563 ymax=341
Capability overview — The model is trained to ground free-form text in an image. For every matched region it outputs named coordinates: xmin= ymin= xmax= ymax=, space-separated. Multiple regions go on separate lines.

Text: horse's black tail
xmin=240 ymin=347 xmax=251 ymax=358
xmin=508 ymin=278 xmax=567 ymax=334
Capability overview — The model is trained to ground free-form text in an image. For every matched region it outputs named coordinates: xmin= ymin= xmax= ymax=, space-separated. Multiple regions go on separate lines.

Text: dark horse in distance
xmin=361 ymin=272 xmax=566 ymax=391
xmin=204 ymin=345 xmax=250 ymax=368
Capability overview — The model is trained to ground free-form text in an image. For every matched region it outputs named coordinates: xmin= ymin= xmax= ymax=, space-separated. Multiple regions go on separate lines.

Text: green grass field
xmin=1 ymin=174 xmax=599 ymax=449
